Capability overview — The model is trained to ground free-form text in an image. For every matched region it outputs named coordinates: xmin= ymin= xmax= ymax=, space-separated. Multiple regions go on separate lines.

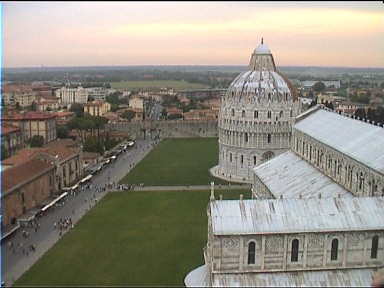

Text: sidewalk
xmin=3 ymin=139 xmax=156 ymax=287
xmin=114 ymin=184 xmax=251 ymax=192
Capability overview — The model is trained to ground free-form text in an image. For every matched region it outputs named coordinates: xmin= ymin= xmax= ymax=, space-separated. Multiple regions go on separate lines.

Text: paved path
xmin=115 ymin=184 xmax=251 ymax=192
xmin=2 ymin=139 xmax=157 ymax=287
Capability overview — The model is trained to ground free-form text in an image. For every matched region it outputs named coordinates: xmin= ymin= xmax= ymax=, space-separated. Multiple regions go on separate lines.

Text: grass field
xmin=120 ymin=138 xmax=228 ymax=186
xmin=15 ymin=189 xmax=250 ymax=286
xmin=110 ymin=80 xmax=208 ymax=90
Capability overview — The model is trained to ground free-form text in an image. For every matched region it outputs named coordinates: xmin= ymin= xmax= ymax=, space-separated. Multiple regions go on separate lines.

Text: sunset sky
xmin=2 ymin=1 xmax=384 ymax=68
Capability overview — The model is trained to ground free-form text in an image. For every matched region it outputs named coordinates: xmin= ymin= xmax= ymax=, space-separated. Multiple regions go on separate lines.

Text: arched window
xmin=268 ymin=93 xmax=271 ymax=101
xmin=245 ymin=133 xmax=248 ymax=143
xmin=371 ymin=235 xmax=379 ymax=259
xmin=331 ymin=238 xmax=339 ymax=261
xmin=253 ymin=156 xmax=257 ymax=165
xmin=290 ymin=110 xmax=293 ymax=117
xmin=241 ymin=155 xmax=244 ymax=165
xmin=254 ymin=110 xmax=258 ymax=119
xmin=230 ymin=153 xmax=232 ymax=162
xmin=242 ymin=110 xmax=245 ymax=118
xmin=248 ymin=241 xmax=256 ymax=264
xmin=267 ymin=111 xmax=271 ymax=119
xmin=291 ymin=239 xmax=299 ymax=262
xmin=231 ymin=109 xmax=235 ymax=117
xmin=279 ymin=111 xmax=283 ymax=118
xmin=267 ymin=134 xmax=271 ymax=144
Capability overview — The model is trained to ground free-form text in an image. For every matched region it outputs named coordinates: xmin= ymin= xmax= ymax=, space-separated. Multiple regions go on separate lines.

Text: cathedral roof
xmin=210 ymin=197 xmax=384 ymax=235
xmin=211 ymin=267 xmax=375 ymax=287
xmin=253 ymin=151 xmax=352 ymax=199
xmin=294 ymin=107 xmax=384 ymax=174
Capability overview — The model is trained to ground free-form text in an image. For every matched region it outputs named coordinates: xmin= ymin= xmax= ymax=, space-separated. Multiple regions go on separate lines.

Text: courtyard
xmin=120 ymin=138 xmax=228 ymax=186
xmin=15 ymin=189 xmax=249 ymax=286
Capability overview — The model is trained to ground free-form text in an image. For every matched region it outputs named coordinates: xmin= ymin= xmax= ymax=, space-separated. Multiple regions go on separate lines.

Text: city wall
xmin=106 ymin=120 xmax=218 ymax=139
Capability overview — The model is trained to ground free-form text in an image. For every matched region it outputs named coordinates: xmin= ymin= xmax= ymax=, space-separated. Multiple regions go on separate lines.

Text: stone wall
xmin=106 ymin=119 xmax=218 ymax=139
xmin=292 ymin=129 xmax=384 ymax=197
xmin=209 ymin=231 xmax=384 ymax=274
xmin=2 ymin=169 xmax=55 ymax=226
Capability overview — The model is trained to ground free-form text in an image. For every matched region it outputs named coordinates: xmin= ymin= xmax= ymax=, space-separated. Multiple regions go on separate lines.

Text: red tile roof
xmin=2 ymin=111 xmax=57 ymax=121
xmin=2 ymin=139 xmax=80 ymax=167
xmin=2 ymin=158 xmax=54 ymax=194
xmin=1 ymin=124 xmax=21 ymax=135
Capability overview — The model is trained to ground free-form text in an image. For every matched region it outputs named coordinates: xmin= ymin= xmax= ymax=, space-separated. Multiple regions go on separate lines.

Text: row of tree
xmin=354 ymin=107 xmax=384 ymax=124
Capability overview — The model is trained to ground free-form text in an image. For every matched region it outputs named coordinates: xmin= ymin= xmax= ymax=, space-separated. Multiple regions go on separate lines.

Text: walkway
xmin=2 ymin=139 xmax=157 ymax=287
xmin=114 ymin=184 xmax=250 ymax=192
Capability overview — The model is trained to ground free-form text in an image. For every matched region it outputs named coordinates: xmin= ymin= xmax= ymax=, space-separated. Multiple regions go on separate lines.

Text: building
xmin=54 ymin=111 xmax=75 ymax=125
xmin=35 ymin=97 xmax=60 ymax=111
xmin=186 ymin=105 xmax=384 ymax=287
xmin=55 ymin=86 xmax=89 ymax=105
xmin=1 ymin=158 xmax=56 ymax=227
xmin=210 ymin=40 xmax=302 ymax=183
xmin=129 ymin=97 xmax=144 ymax=110
xmin=2 ymin=84 xmax=37 ymax=108
xmin=84 ymin=100 xmax=111 ymax=117
xmin=335 ymin=102 xmax=364 ymax=115
xmin=2 ymin=111 xmax=57 ymax=144
xmin=2 ymin=139 xmax=83 ymax=191
xmin=86 ymin=87 xmax=107 ymax=101
xmin=185 ymin=194 xmax=384 ymax=287
xmin=1 ymin=124 xmax=24 ymax=158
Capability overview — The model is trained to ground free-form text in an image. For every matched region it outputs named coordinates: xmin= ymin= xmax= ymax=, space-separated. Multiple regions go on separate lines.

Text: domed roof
xmin=254 ymin=38 xmax=271 ymax=54
xmin=225 ymin=39 xmax=297 ymax=102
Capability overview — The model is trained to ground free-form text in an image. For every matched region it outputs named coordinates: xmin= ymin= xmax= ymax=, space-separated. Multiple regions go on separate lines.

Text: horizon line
xmin=3 ymin=64 xmax=384 ymax=70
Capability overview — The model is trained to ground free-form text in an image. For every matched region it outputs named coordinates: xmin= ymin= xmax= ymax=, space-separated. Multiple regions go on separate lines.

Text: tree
xmin=167 ymin=113 xmax=183 ymax=120
xmin=31 ymin=101 xmax=38 ymax=111
xmin=312 ymin=81 xmax=326 ymax=92
xmin=121 ymin=110 xmax=135 ymax=121
xmin=1 ymin=144 xmax=8 ymax=160
xmin=30 ymin=135 xmax=45 ymax=147
xmin=57 ymin=125 xmax=69 ymax=139
xmin=70 ymin=103 xmax=84 ymax=117
xmin=354 ymin=108 xmax=366 ymax=120
xmin=83 ymin=136 xmax=104 ymax=154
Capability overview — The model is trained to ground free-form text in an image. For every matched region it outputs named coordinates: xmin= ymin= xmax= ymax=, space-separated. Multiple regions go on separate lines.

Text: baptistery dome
xmin=210 ymin=39 xmax=302 ymax=183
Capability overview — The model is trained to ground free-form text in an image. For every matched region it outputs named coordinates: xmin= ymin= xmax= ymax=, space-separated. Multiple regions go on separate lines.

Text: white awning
xmin=80 ymin=174 xmax=93 ymax=183
xmin=40 ymin=192 xmax=68 ymax=212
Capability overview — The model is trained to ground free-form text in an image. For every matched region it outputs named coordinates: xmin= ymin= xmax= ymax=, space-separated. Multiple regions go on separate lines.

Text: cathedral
xmin=210 ymin=39 xmax=301 ymax=183
xmin=185 ymin=41 xmax=384 ymax=287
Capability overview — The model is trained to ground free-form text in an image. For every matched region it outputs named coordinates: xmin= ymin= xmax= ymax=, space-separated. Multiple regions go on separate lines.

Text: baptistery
xmin=210 ymin=39 xmax=302 ymax=183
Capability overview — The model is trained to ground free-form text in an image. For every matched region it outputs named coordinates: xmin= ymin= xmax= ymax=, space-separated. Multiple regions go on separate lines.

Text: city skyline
xmin=2 ymin=1 xmax=384 ymax=68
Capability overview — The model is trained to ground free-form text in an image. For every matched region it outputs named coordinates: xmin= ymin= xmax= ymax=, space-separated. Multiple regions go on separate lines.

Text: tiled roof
xmin=2 ymin=111 xmax=57 ymax=121
xmin=2 ymin=139 xmax=80 ymax=167
xmin=1 ymin=124 xmax=21 ymax=136
xmin=2 ymin=158 xmax=54 ymax=194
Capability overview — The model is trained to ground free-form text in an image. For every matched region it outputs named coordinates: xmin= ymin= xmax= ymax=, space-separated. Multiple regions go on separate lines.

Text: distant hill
xmin=4 ymin=65 xmax=384 ymax=74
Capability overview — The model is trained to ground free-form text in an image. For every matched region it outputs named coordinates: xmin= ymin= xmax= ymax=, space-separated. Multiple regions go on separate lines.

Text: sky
xmin=2 ymin=1 xmax=384 ymax=68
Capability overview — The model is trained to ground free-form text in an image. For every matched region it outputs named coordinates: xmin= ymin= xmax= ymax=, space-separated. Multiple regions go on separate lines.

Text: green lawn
xmin=120 ymin=138 xmax=227 ymax=186
xmin=15 ymin=189 xmax=250 ymax=286
xmin=110 ymin=80 xmax=208 ymax=90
